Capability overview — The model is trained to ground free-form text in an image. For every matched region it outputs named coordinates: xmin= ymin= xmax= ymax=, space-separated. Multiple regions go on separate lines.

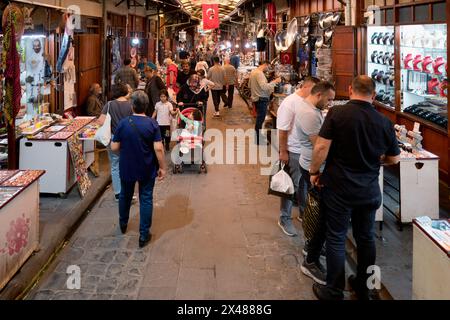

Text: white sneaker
xmin=213 ymin=111 xmax=220 ymax=117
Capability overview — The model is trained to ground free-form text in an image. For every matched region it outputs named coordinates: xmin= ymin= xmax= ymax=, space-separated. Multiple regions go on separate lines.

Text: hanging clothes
xmin=3 ymin=22 xmax=22 ymax=125
xmin=63 ymin=46 xmax=76 ymax=110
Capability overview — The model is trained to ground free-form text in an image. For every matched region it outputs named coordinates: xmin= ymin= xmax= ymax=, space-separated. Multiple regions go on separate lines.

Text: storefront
xmin=286 ymin=0 xmax=450 ymax=184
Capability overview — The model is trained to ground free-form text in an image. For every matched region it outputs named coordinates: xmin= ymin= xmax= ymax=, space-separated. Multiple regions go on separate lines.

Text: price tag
xmin=413 ymin=122 xmax=420 ymax=133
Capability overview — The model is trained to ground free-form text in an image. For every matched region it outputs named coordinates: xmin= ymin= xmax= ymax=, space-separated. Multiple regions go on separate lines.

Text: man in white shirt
xmin=276 ymin=77 xmax=320 ymax=237
xmin=295 ymin=81 xmax=335 ymax=287
xmin=195 ymin=57 xmax=209 ymax=75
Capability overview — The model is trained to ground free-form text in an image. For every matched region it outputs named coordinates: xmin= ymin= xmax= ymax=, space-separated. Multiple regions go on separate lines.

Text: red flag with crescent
xmin=202 ymin=4 xmax=219 ymax=30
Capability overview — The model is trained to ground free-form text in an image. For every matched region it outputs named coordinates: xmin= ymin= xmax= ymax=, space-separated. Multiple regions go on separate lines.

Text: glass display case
xmin=367 ymin=26 xmax=395 ymax=108
xmin=400 ymin=24 xmax=447 ymax=130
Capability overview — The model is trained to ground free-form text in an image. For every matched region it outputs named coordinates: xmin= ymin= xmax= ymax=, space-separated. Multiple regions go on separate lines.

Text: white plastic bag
xmin=268 ymin=162 xmax=294 ymax=198
xmin=94 ymin=102 xmax=112 ymax=146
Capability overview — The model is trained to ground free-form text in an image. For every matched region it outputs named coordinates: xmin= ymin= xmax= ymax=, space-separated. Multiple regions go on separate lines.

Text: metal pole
xmin=102 ymin=0 xmax=107 ymax=99
xmin=156 ymin=7 xmax=160 ymax=65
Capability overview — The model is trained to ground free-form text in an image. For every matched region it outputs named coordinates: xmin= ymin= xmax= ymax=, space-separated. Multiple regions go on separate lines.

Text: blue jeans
xmin=323 ymin=187 xmax=380 ymax=292
xmin=119 ymin=178 xmax=156 ymax=239
xmin=280 ymin=152 xmax=301 ymax=221
xmin=107 ymin=146 xmax=121 ymax=195
xmin=255 ymin=98 xmax=270 ymax=134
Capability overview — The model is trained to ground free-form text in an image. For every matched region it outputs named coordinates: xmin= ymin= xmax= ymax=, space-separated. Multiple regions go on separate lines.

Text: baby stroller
xmin=172 ymin=102 xmax=207 ymax=174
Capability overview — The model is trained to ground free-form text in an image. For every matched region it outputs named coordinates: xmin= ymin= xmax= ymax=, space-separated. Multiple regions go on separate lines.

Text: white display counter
xmin=0 ymin=170 xmax=44 ymax=290
xmin=19 ymin=117 xmax=97 ymax=195
xmin=412 ymin=218 xmax=450 ymax=300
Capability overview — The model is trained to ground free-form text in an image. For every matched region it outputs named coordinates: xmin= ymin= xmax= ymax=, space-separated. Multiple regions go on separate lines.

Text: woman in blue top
xmin=111 ymin=90 xmax=166 ymax=248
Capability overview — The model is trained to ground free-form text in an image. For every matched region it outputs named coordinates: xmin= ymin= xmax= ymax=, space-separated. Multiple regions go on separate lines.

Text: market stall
xmin=363 ymin=2 xmax=449 ymax=183
xmin=0 ymin=169 xmax=44 ymax=290
xmin=19 ymin=116 xmax=98 ymax=197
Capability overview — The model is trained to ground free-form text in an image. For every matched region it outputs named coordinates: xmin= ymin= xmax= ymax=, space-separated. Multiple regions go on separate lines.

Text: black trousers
xmin=159 ymin=125 xmax=170 ymax=149
xmin=225 ymin=85 xmax=235 ymax=107
xmin=322 ymin=187 xmax=380 ymax=293
xmin=211 ymin=88 xmax=228 ymax=111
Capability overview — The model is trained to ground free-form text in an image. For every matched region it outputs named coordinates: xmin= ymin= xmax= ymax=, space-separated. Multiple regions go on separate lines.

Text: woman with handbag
xmin=97 ymin=83 xmax=134 ymax=201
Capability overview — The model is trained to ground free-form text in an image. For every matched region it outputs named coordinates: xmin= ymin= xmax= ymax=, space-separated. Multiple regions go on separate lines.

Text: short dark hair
xmin=310 ymin=81 xmax=336 ymax=95
xmin=303 ymin=76 xmax=320 ymax=86
xmin=192 ymin=109 xmax=202 ymax=121
xmin=159 ymin=89 xmax=168 ymax=97
xmin=213 ymin=56 xmax=220 ymax=64
xmin=197 ymin=69 xmax=206 ymax=77
xmin=131 ymin=90 xmax=149 ymax=114
xmin=351 ymin=75 xmax=376 ymax=96
xmin=124 ymin=58 xmax=132 ymax=66
xmin=111 ymin=83 xmax=129 ymax=99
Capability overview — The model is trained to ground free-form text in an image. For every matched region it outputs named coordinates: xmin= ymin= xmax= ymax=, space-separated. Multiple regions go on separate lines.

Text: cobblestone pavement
xmin=27 ymin=94 xmax=316 ymax=300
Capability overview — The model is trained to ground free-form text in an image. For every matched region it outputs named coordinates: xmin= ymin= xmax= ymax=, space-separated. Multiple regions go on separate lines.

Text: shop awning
xmin=176 ymin=0 xmax=243 ymax=21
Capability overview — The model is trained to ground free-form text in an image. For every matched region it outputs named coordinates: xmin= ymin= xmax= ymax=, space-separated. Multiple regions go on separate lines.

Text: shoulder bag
xmin=94 ymin=101 xmax=112 ymax=146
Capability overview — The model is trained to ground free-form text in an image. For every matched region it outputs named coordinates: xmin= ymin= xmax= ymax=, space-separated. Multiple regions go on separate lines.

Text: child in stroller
xmin=172 ymin=101 xmax=207 ymax=174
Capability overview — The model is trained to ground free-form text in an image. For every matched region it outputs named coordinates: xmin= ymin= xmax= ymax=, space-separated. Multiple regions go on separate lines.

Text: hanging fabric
xmin=3 ymin=21 xmax=22 ymax=125
xmin=202 ymin=3 xmax=219 ymax=30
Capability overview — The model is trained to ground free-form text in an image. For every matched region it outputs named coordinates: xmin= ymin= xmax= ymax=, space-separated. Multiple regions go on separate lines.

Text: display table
xmin=0 ymin=170 xmax=44 ymax=290
xmin=412 ymin=218 xmax=450 ymax=299
xmin=19 ymin=117 xmax=97 ymax=195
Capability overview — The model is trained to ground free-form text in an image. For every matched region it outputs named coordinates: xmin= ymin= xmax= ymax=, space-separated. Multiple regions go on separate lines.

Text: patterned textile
xmin=3 ymin=22 xmax=22 ymax=126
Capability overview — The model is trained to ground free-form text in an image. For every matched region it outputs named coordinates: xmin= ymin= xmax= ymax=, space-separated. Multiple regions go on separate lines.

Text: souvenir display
xmin=2 ymin=170 xmax=44 ymax=187
xmin=0 ymin=170 xmax=19 ymax=184
xmin=367 ymin=26 xmax=395 ymax=108
xmin=0 ymin=187 xmax=22 ymax=207
xmin=63 ymin=117 xmax=95 ymax=132
xmin=400 ymin=24 xmax=447 ymax=128
xmin=48 ymin=131 xmax=74 ymax=140
xmin=67 ymin=136 xmax=91 ymax=198
xmin=78 ymin=124 xmax=100 ymax=140
xmin=44 ymin=125 xmax=66 ymax=133
xmin=30 ymin=132 xmax=56 ymax=140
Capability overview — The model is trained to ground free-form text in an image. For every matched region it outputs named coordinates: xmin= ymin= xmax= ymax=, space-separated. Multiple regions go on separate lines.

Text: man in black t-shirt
xmin=176 ymin=61 xmax=196 ymax=89
xmin=307 ymin=76 xmax=400 ymax=300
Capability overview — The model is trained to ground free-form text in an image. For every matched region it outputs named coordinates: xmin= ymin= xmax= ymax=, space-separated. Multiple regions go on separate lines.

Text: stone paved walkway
xmin=27 ymin=93 xmax=316 ymax=300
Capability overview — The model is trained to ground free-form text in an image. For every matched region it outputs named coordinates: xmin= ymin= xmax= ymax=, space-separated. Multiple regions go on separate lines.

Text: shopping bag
xmin=268 ymin=162 xmax=295 ymax=199
xmin=94 ymin=103 xmax=112 ymax=146
xmin=302 ymin=188 xmax=321 ymax=241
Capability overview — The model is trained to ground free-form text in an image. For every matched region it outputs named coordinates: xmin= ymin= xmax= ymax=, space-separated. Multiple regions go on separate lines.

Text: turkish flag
xmin=202 ymin=4 xmax=219 ymax=30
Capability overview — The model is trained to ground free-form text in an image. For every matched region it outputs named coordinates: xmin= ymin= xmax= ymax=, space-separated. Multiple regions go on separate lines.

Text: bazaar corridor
xmin=27 ymin=94 xmax=317 ymax=300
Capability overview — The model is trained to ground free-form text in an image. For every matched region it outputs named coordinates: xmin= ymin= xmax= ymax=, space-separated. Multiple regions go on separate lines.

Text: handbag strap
xmin=128 ymin=116 xmax=159 ymax=169
xmin=128 ymin=116 xmax=151 ymax=145
xmin=105 ymin=101 xmax=111 ymax=115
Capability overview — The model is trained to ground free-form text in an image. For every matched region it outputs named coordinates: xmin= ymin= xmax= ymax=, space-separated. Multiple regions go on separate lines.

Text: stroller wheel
xmin=201 ymin=163 xmax=207 ymax=174
xmin=172 ymin=166 xmax=177 ymax=174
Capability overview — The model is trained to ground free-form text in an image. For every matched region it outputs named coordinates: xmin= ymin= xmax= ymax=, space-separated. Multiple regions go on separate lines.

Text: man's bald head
xmin=351 ymin=75 xmax=376 ymax=97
